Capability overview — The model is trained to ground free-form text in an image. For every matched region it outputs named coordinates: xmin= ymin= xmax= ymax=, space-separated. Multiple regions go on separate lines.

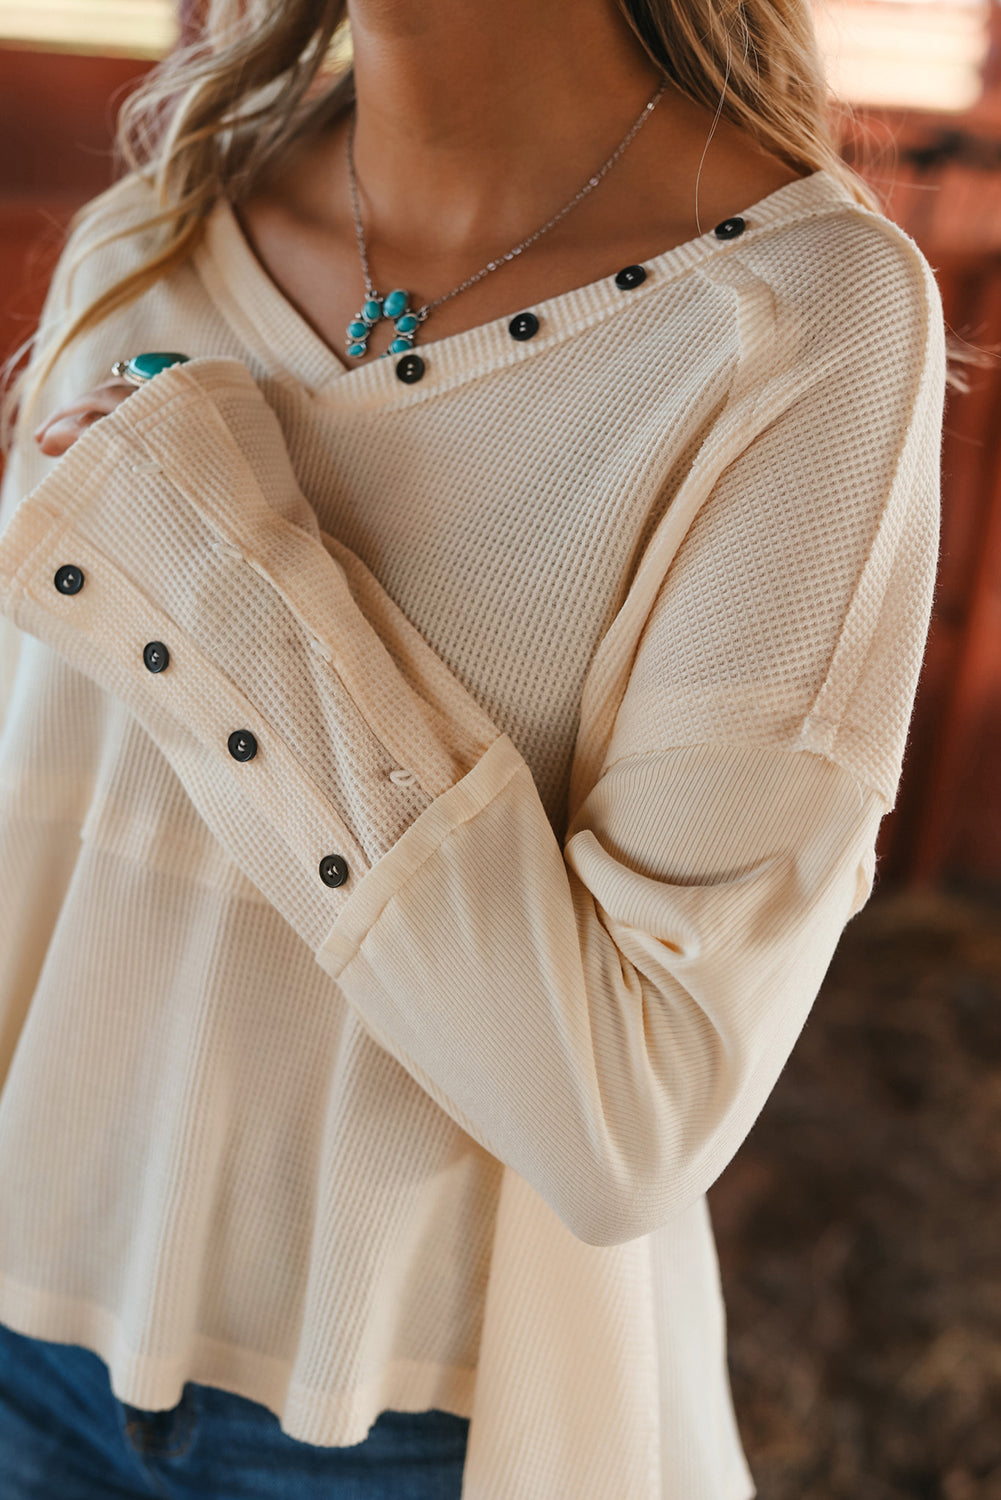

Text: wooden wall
xmin=0 ymin=42 xmax=997 ymax=885
xmin=856 ymin=120 xmax=1001 ymax=885
xmin=0 ymin=49 xmax=152 ymax=362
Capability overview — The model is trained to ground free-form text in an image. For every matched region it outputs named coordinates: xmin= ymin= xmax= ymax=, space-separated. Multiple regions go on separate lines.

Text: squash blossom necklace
xmin=344 ymin=78 xmax=667 ymax=361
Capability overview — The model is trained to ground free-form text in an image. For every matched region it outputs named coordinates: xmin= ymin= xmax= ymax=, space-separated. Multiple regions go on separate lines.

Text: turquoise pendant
xmin=345 ymin=288 xmax=424 ymax=360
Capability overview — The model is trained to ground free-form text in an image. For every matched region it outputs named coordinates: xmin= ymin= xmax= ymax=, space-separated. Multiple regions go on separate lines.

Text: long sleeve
xmin=0 ymin=234 xmax=945 ymax=1247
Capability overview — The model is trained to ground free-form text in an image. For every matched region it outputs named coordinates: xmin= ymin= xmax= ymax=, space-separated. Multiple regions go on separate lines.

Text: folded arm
xmin=0 ymin=325 xmax=943 ymax=1243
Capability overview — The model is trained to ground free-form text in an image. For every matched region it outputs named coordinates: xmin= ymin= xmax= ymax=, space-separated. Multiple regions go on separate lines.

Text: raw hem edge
xmin=0 ymin=1272 xmax=476 ymax=1449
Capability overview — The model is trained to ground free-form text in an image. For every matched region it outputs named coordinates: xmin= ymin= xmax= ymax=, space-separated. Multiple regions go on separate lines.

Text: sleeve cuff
xmin=0 ymin=361 xmax=506 ymax=952
xmin=317 ymin=732 xmax=528 ymax=978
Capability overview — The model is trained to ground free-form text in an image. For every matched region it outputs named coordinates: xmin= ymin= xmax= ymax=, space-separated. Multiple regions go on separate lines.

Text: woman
xmin=0 ymin=0 xmax=945 ymax=1496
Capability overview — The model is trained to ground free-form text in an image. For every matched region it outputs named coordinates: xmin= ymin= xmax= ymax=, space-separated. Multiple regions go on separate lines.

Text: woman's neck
xmin=344 ymin=0 xmax=666 ymax=259
xmin=235 ymin=1 xmax=803 ymax=364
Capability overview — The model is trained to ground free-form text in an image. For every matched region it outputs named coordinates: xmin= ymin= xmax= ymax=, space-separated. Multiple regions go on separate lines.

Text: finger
xmin=33 ymin=381 xmax=136 ymax=444
xmin=35 ymin=409 xmax=105 ymax=458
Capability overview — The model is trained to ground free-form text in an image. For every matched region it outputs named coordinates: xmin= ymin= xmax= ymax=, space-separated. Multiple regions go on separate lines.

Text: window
xmin=814 ymin=0 xmax=992 ymax=111
xmin=0 ymin=0 xmax=989 ymax=112
xmin=0 ymin=0 xmax=176 ymax=58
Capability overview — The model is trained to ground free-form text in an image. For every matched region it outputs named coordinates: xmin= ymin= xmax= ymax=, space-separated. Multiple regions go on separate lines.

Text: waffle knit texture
xmin=0 ymin=167 xmax=945 ymax=1499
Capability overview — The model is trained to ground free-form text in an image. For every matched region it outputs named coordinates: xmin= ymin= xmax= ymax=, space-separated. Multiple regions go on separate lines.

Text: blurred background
xmin=0 ymin=2 xmax=998 ymax=1496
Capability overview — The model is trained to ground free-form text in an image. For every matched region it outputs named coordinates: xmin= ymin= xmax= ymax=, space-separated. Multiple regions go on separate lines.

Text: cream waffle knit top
xmin=0 ymin=167 xmax=945 ymax=1500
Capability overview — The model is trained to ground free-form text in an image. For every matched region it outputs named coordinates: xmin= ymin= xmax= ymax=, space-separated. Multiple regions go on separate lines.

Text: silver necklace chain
xmin=346 ymin=79 xmax=668 ymax=325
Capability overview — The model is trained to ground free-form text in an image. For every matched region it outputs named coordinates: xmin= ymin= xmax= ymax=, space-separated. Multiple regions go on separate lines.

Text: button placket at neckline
xmin=614 ymin=264 xmax=647 ymax=290
xmin=508 ymin=311 xmax=541 ymax=341
xmin=195 ymin=172 xmax=850 ymax=408
xmin=713 ymin=216 xmax=747 ymax=241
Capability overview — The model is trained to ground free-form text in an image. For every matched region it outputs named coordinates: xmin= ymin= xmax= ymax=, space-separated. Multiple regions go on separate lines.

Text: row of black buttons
xmin=393 ymin=307 xmax=546 ymax=384
xmin=392 ymin=215 xmax=747 ymax=386
xmin=52 ymin=562 xmax=350 ymax=890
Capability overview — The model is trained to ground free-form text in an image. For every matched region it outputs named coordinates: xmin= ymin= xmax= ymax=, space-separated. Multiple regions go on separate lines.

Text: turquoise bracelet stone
xmin=111 ymin=352 xmax=190 ymax=384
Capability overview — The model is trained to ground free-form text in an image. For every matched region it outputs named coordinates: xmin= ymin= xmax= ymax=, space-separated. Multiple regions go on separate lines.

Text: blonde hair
xmin=5 ymin=0 xmax=880 ymax=440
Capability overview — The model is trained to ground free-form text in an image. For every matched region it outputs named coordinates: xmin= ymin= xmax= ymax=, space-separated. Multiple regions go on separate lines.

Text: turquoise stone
xmin=347 ymin=289 xmax=423 ymax=361
xmin=383 ymin=288 xmax=409 ymax=318
xmin=129 ymin=352 xmax=189 ymax=380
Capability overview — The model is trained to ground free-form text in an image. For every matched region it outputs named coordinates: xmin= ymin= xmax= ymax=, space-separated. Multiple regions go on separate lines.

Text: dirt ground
xmin=706 ymin=882 xmax=1001 ymax=1500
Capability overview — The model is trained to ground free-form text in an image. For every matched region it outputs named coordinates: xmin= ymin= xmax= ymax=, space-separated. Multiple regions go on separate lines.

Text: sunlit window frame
xmin=813 ymin=0 xmax=991 ymax=113
xmin=0 ymin=0 xmax=990 ymax=114
xmin=0 ymin=0 xmax=177 ymax=59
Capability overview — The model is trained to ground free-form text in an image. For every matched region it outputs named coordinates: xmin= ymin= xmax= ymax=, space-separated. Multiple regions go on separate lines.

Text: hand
xmin=33 ymin=381 xmax=137 ymax=457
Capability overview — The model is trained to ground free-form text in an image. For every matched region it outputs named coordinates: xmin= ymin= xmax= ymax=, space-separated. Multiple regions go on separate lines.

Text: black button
xmin=713 ymin=216 xmax=746 ymax=240
xmin=614 ymin=264 xmax=647 ymax=290
xmin=508 ymin=311 xmax=540 ymax=341
xmin=54 ymin=564 xmax=84 ymax=595
xmin=142 ymin=641 xmax=169 ymax=673
xmin=395 ymin=354 xmax=425 ymax=384
xmin=227 ymin=730 xmax=257 ymax=762
xmin=319 ymin=854 xmax=349 ymax=888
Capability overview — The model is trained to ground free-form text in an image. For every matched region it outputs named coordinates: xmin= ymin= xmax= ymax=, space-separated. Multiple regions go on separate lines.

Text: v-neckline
xmin=193 ymin=167 xmax=854 ymax=409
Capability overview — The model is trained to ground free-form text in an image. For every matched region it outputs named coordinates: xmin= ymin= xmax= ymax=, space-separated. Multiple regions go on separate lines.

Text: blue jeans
xmin=0 ymin=1320 xmax=470 ymax=1498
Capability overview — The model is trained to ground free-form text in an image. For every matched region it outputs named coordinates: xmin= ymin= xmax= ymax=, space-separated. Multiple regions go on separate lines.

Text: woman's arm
xmin=0 ymin=248 xmax=945 ymax=1245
